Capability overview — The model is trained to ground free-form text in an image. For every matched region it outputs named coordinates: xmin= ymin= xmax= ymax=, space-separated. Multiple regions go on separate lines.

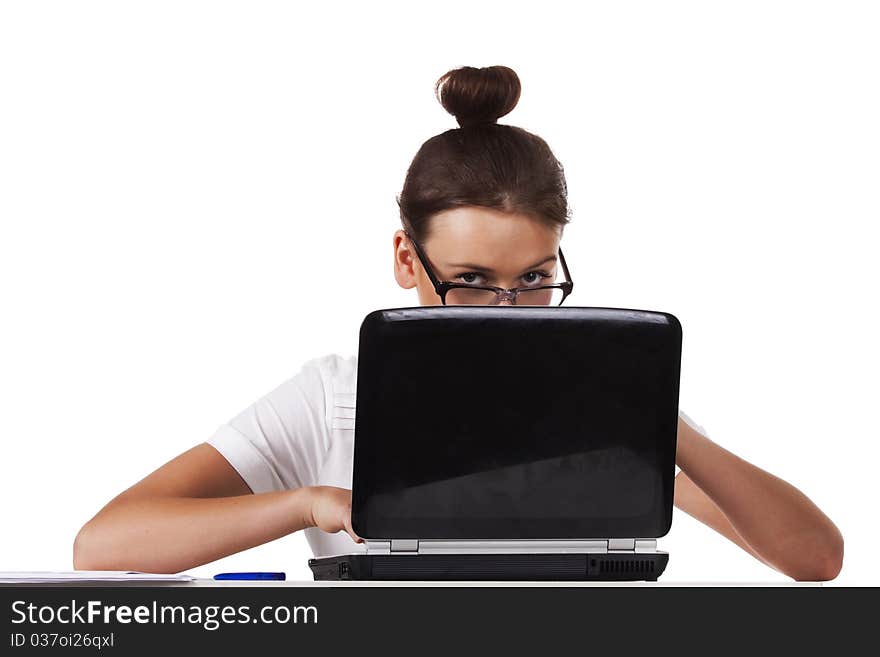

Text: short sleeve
xmin=205 ymin=356 xmax=335 ymax=494
xmin=678 ymin=408 xmax=709 ymax=437
xmin=676 ymin=408 xmax=709 ymax=478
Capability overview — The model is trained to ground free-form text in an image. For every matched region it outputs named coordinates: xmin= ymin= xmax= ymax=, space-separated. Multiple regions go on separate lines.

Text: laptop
xmin=309 ymin=305 xmax=682 ymax=581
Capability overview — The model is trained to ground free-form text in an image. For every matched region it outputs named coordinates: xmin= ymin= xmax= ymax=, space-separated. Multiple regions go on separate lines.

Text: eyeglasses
xmin=404 ymin=231 xmax=574 ymax=306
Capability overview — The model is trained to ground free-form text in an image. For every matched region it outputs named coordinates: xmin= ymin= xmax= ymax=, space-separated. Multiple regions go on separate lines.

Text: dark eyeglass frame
xmin=404 ymin=230 xmax=574 ymax=306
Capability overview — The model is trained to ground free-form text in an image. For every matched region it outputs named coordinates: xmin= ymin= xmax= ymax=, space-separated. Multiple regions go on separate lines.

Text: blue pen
xmin=213 ymin=572 xmax=286 ymax=581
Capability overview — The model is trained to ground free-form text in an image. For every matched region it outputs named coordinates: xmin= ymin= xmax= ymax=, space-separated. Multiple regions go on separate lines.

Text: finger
xmin=343 ymin=505 xmax=363 ymax=543
xmin=344 ymin=521 xmax=361 ymax=543
xmin=344 ymin=513 xmax=361 ymax=542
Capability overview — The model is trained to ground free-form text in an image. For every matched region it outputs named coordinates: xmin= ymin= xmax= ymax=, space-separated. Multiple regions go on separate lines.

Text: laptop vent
xmin=598 ymin=559 xmax=655 ymax=574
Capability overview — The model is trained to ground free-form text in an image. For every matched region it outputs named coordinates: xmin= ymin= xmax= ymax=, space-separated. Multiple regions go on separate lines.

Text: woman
xmin=73 ymin=65 xmax=844 ymax=581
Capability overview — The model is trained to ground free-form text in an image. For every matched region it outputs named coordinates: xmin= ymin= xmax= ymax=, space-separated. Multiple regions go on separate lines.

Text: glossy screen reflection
xmin=352 ymin=306 xmax=682 ymax=540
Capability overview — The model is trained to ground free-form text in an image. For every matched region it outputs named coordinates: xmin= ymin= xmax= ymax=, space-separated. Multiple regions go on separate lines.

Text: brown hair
xmin=396 ymin=65 xmax=571 ymax=242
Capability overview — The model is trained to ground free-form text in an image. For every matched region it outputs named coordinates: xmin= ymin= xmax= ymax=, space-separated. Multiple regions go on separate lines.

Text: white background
xmin=1 ymin=1 xmax=877 ymax=584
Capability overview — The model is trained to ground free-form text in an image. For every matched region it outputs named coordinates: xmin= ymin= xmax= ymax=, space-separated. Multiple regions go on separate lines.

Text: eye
xmin=456 ymin=272 xmax=487 ymax=286
xmin=521 ymin=270 xmax=552 ymax=287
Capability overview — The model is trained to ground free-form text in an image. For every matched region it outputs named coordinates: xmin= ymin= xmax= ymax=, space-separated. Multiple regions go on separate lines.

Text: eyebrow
xmin=444 ymin=254 xmax=558 ymax=274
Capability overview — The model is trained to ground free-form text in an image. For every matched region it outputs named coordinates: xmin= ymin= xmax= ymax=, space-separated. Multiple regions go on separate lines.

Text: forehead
xmin=423 ymin=207 xmax=561 ymax=269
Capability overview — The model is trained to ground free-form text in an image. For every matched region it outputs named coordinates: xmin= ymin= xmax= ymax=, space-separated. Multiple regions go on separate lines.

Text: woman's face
xmin=393 ymin=206 xmax=563 ymax=306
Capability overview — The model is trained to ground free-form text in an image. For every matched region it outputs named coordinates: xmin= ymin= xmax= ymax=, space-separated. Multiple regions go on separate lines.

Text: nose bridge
xmin=495 ymin=288 xmax=519 ymax=305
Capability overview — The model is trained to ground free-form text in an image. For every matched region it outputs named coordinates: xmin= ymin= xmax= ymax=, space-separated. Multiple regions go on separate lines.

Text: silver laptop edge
xmin=364 ymin=538 xmax=660 ymax=555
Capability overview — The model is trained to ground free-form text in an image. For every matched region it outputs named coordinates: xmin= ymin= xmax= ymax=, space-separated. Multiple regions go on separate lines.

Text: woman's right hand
xmin=307 ymin=486 xmax=363 ymax=544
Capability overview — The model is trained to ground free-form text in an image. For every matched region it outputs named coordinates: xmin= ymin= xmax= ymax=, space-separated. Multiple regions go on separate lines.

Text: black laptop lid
xmin=351 ymin=306 xmax=682 ymax=540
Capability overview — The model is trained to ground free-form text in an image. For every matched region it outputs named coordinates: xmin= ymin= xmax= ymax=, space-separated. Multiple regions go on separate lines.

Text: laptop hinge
xmin=391 ymin=539 xmax=419 ymax=553
xmin=362 ymin=539 xmax=419 ymax=554
xmin=608 ymin=539 xmax=658 ymax=553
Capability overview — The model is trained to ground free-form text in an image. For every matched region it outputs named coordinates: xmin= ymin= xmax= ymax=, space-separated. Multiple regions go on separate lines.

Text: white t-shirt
xmin=206 ymin=353 xmax=709 ymax=558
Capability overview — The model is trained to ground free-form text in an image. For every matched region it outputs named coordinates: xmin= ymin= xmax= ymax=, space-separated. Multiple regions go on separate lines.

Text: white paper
xmin=0 ymin=571 xmax=194 ymax=583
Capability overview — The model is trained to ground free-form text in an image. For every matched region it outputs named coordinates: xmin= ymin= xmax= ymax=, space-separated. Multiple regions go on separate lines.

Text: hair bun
xmin=434 ymin=65 xmax=521 ymax=128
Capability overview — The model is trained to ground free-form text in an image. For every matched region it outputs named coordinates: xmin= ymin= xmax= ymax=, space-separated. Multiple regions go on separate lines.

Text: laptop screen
xmin=351 ymin=306 xmax=682 ymax=540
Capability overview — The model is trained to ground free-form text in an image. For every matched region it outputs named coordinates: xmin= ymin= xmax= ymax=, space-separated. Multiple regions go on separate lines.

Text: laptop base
xmin=309 ymin=552 xmax=668 ymax=582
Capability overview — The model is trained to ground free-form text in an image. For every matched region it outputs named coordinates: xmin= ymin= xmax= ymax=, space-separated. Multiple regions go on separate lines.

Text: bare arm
xmin=673 ymin=417 xmax=843 ymax=581
xmin=674 ymin=469 xmax=783 ymax=573
xmin=73 ymin=443 xmax=360 ymax=574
